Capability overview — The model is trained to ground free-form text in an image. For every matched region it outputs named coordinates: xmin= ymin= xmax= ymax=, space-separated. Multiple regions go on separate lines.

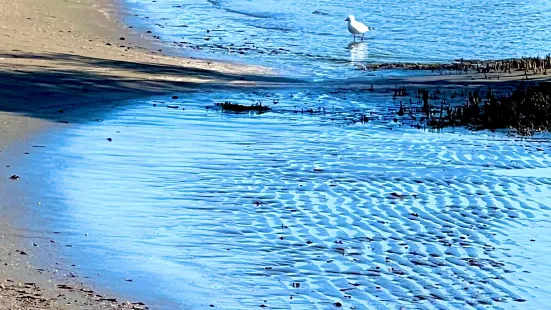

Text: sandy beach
xmin=0 ymin=0 xmax=288 ymax=109
xmin=0 ymin=0 xmax=283 ymax=309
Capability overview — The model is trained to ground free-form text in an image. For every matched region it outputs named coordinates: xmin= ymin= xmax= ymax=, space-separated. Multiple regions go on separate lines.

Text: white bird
xmin=345 ymin=15 xmax=369 ymax=41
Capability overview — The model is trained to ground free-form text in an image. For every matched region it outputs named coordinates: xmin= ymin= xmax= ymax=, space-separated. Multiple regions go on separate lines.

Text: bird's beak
xmin=345 ymin=18 xmax=349 ymax=21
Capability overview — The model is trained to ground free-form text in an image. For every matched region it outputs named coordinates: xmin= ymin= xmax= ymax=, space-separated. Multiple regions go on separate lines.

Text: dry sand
xmin=0 ymin=0 xmax=287 ymax=112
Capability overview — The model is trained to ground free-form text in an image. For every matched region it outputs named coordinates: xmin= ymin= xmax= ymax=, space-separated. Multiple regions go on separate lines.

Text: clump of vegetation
xmin=427 ymin=82 xmax=551 ymax=135
xmin=360 ymin=55 xmax=551 ymax=74
xmin=457 ymin=55 xmax=551 ymax=74
xmin=215 ymin=101 xmax=271 ymax=113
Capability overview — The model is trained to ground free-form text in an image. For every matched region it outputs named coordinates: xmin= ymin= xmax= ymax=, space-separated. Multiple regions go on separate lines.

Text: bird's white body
xmin=345 ymin=15 xmax=369 ymax=41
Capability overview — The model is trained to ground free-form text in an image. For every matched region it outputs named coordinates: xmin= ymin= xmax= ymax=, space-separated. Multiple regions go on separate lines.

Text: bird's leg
xmin=353 ymin=35 xmax=356 ymax=42
xmin=361 ymin=34 xmax=364 ymax=41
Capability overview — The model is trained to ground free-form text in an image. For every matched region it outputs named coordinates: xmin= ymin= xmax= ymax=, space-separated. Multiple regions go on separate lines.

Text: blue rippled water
xmin=124 ymin=0 xmax=551 ymax=79
xmin=17 ymin=87 xmax=551 ymax=309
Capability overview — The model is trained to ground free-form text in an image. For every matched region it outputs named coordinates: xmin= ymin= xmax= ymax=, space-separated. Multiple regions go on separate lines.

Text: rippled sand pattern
xmin=37 ymin=90 xmax=551 ymax=309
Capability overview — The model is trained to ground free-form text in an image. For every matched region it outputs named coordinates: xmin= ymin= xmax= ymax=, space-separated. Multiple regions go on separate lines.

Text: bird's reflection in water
xmin=348 ymin=41 xmax=368 ymax=63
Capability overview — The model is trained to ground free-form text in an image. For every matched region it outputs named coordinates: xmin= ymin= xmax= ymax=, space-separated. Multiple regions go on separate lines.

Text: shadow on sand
xmin=3 ymin=51 xmax=551 ymax=134
xmin=0 ymin=52 xmax=300 ymax=122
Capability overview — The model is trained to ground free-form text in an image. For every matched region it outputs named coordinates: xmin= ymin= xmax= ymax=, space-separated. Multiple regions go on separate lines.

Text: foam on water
xmin=18 ymin=88 xmax=551 ymax=309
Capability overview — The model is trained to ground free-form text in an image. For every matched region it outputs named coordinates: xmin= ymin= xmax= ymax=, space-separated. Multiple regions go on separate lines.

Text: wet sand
xmin=0 ymin=113 xmax=152 ymax=309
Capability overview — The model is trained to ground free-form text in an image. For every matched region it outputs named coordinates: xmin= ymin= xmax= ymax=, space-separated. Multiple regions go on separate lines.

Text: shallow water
xmin=124 ymin=0 xmax=551 ymax=79
xmin=16 ymin=88 xmax=551 ymax=309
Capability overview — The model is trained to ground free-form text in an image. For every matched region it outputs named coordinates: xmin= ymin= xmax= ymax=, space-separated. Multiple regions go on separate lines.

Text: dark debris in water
xmin=358 ymin=55 xmax=551 ymax=74
xmin=215 ymin=101 xmax=271 ymax=113
xmin=419 ymin=82 xmax=551 ymax=135
xmin=312 ymin=10 xmax=330 ymax=16
xmin=351 ymin=77 xmax=551 ymax=135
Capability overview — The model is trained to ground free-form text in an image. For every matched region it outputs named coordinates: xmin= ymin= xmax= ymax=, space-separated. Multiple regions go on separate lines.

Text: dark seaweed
xmin=215 ymin=101 xmax=271 ymax=113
